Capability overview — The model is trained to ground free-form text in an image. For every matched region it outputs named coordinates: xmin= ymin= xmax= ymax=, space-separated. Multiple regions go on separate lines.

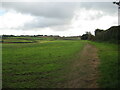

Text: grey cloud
xmin=2 ymin=2 xmax=117 ymax=18
xmin=79 ymin=2 xmax=117 ymax=15
xmin=1 ymin=2 xmax=117 ymax=30
xmin=2 ymin=2 xmax=79 ymax=19
xmin=50 ymin=25 xmax=71 ymax=31
xmin=2 ymin=2 xmax=117 ymax=19
xmin=78 ymin=2 xmax=118 ymax=21
xmin=23 ymin=16 xmax=70 ymax=29
xmin=2 ymin=2 xmax=80 ymax=29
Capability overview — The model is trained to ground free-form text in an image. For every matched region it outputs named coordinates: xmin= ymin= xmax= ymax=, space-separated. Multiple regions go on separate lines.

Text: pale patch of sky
xmin=0 ymin=10 xmax=6 ymax=16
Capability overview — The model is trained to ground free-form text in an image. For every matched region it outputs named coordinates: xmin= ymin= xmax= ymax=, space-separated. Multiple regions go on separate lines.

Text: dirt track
xmin=64 ymin=43 xmax=99 ymax=88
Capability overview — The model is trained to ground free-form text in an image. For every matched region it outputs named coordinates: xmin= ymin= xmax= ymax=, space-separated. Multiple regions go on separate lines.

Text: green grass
xmin=3 ymin=36 xmax=56 ymax=42
xmin=2 ymin=37 xmax=119 ymax=88
xmin=2 ymin=36 xmax=56 ymax=43
xmin=89 ymin=41 xmax=119 ymax=88
xmin=3 ymin=39 xmax=34 ymax=43
xmin=2 ymin=40 xmax=85 ymax=88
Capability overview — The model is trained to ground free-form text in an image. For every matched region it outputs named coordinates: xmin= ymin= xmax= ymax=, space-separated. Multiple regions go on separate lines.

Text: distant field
xmin=2 ymin=38 xmax=85 ymax=88
xmin=2 ymin=36 xmax=80 ymax=43
xmin=2 ymin=36 xmax=55 ymax=43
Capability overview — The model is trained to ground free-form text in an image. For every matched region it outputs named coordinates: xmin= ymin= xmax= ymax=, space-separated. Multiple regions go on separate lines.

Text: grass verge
xmin=89 ymin=41 xmax=119 ymax=88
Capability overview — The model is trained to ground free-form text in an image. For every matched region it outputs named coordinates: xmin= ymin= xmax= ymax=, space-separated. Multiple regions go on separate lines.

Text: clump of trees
xmin=81 ymin=32 xmax=94 ymax=40
xmin=81 ymin=25 xmax=119 ymax=43
xmin=94 ymin=26 xmax=119 ymax=43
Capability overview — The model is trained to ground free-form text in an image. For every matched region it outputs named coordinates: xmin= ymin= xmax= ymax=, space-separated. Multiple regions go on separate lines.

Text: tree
xmin=81 ymin=32 xmax=94 ymax=40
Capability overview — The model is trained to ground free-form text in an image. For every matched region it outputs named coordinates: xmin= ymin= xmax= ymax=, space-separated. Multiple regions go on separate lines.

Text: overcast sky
xmin=0 ymin=1 xmax=118 ymax=36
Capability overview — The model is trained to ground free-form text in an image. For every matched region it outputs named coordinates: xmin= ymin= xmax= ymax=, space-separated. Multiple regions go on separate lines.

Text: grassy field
xmin=2 ymin=39 xmax=85 ymax=88
xmin=2 ymin=36 xmax=55 ymax=43
xmin=2 ymin=37 xmax=119 ymax=88
xmin=89 ymin=41 xmax=119 ymax=88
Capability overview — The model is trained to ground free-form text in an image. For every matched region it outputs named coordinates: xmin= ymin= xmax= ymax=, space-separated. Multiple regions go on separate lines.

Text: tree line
xmin=81 ymin=25 xmax=120 ymax=43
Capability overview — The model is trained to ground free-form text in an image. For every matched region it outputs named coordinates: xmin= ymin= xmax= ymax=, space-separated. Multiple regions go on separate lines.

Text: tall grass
xmin=90 ymin=41 xmax=119 ymax=88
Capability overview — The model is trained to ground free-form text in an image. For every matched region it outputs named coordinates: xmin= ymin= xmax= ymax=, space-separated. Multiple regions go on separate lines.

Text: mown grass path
xmin=62 ymin=43 xmax=99 ymax=88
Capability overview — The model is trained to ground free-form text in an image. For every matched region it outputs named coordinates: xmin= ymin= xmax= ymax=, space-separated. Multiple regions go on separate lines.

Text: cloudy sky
xmin=0 ymin=1 xmax=118 ymax=36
